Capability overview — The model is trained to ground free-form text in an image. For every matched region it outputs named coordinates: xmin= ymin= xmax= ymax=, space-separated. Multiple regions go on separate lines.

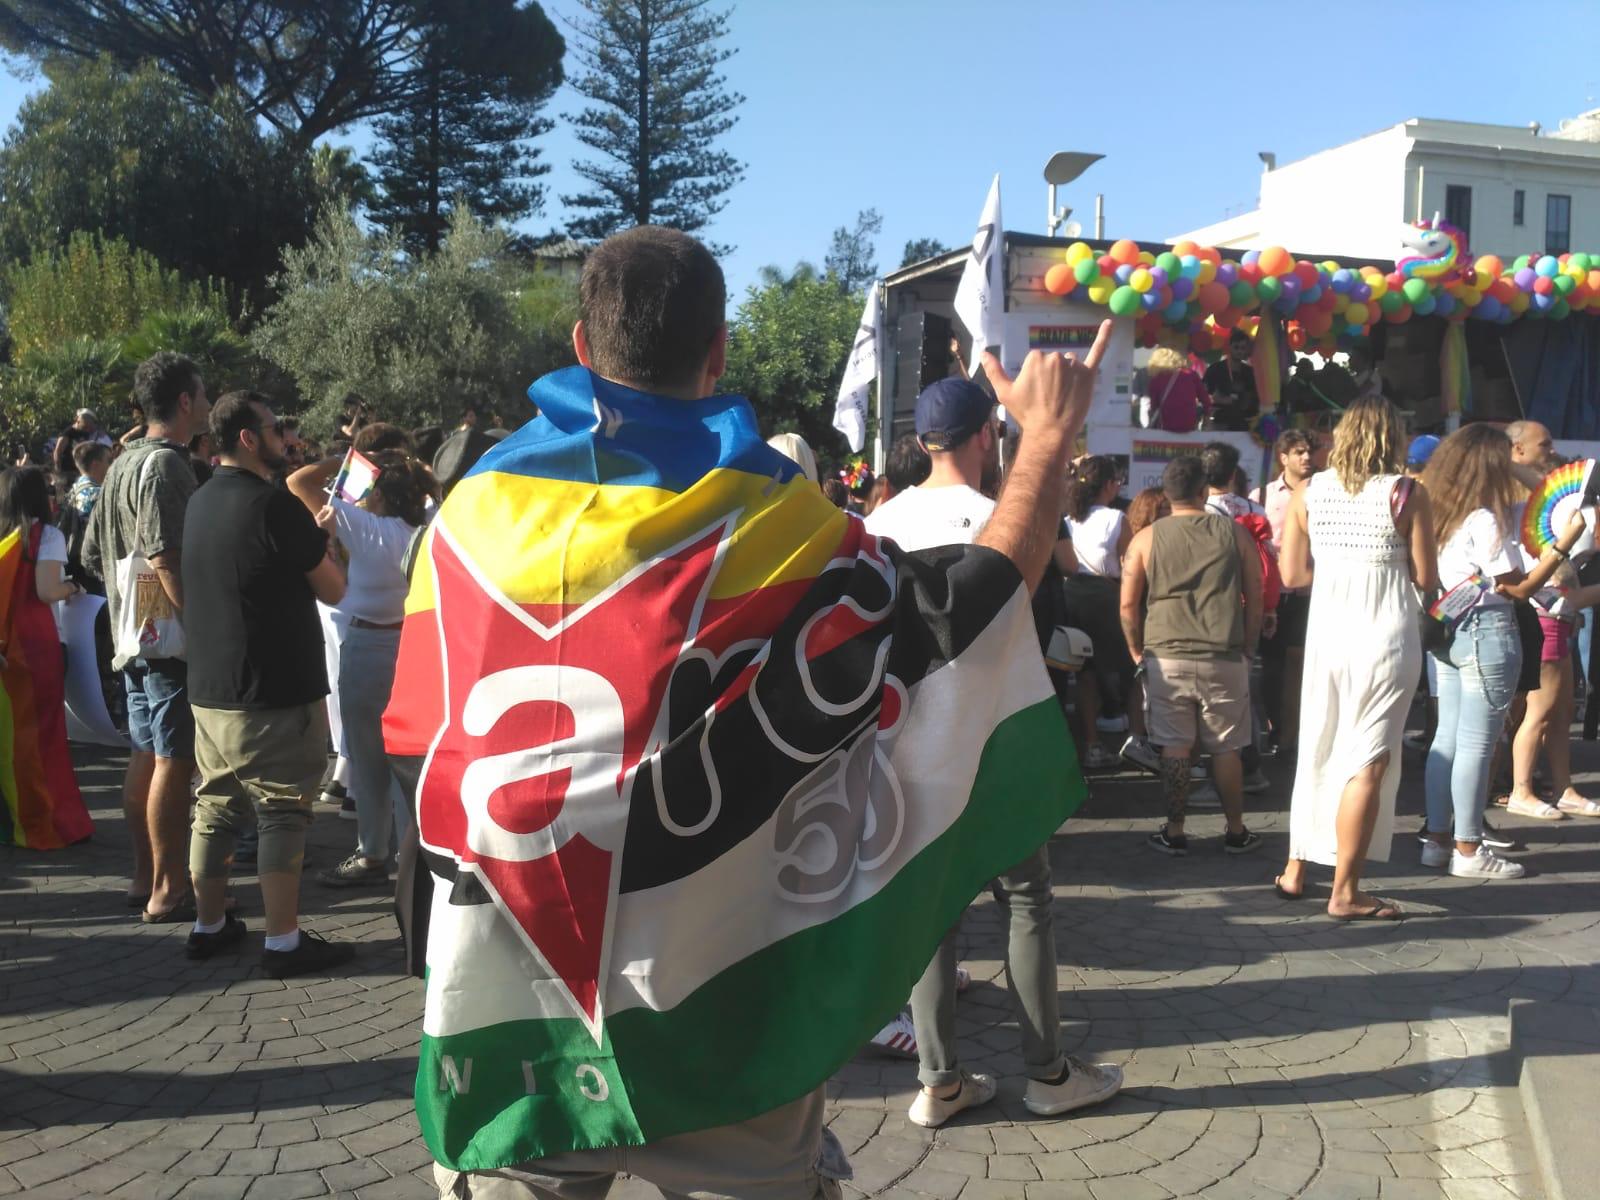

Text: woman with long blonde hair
xmin=1144 ymin=346 xmax=1211 ymax=432
xmin=1274 ymin=396 xmax=1436 ymax=918
xmin=1419 ymin=425 xmax=1586 ymax=879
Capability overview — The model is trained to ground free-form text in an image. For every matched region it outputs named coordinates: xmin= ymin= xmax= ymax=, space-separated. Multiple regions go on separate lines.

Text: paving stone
xmin=10 ymin=742 xmax=1592 ymax=1199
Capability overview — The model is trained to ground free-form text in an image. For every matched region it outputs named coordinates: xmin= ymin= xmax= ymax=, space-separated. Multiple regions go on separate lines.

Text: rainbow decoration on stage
xmin=1521 ymin=458 xmax=1598 ymax=558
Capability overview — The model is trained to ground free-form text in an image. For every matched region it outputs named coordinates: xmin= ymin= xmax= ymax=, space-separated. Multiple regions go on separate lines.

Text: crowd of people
xmin=0 ymin=358 xmax=512 ymax=979
xmin=4 ymin=222 xmax=1600 ymax=1195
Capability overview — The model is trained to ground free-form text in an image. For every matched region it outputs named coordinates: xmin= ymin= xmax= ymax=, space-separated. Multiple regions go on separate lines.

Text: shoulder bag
xmin=112 ymin=450 xmax=186 ymax=662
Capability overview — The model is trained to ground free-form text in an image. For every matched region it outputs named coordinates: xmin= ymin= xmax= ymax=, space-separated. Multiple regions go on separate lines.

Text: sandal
xmin=1505 ymin=795 xmax=1566 ymax=820
xmin=1273 ymin=875 xmax=1305 ymax=901
xmin=125 ymin=892 xmax=150 ymax=910
xmin=1329 ymin=900 xmax=1403 ymax=922
xmin=1556 ymin=794 xmax=1600 ymax=817
xmin=141 ymin=892 xmax=239 ymax=924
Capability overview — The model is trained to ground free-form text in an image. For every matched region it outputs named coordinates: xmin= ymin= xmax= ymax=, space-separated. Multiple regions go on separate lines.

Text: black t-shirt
xmin=181 ymin=467 xmax=330 ymax=710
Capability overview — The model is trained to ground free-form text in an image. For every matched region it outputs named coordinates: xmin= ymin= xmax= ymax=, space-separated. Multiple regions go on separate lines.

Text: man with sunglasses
xmin=180 ymin=391 xmax=354 ymax=977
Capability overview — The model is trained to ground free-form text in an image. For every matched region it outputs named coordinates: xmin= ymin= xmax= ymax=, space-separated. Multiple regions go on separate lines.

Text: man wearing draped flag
xmin=385 ymin=227 xmax=1105 ymax=1197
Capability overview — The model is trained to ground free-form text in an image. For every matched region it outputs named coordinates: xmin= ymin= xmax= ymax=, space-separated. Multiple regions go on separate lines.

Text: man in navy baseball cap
xmin=914 ymin=377 xmax=996 ymax=451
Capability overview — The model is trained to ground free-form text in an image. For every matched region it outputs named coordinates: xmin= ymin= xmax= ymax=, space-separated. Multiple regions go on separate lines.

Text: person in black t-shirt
xmin=1203 ymin=330 xmax=1259 ymax=431
xmin=181 ymin=390 xmax=353 ymax=978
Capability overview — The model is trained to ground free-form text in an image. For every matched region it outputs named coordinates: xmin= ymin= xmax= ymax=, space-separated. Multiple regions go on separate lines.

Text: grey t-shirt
xmin=82 ymin=437 xmax=197 ymax=669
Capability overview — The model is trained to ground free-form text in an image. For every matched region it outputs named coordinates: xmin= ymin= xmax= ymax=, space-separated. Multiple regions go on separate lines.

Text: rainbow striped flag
xmin=0 ymin=526 xmax=92 ymax=848
xmin=384 ymin=366 xmax=1082 ymax=1168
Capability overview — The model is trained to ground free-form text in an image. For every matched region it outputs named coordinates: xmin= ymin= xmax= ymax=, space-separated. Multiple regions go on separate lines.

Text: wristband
xmin=1552 ymin=544 xmax=1571 ymax=561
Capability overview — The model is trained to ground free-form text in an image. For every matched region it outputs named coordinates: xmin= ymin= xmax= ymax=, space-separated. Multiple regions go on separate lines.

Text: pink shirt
xmin=1149 ymin=369 xmax=1211 ymax=433
xmin=1256 ymin=477 xmax=1296 ymax=552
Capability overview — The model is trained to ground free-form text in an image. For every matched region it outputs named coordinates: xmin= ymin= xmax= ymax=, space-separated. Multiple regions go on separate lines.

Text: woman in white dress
xmin=1274 ymin=396 xmax=1437 ymax=919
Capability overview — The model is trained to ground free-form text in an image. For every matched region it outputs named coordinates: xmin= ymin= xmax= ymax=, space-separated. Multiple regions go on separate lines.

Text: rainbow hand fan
xmin=1521 ymin=458 xmax=1598 ymax=559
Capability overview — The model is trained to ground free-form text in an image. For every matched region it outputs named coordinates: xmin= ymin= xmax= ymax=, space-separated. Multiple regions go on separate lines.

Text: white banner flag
xmin=832 ymin=283 xmax=879 ymax=453
xmin=953 ymin=174 xmax=1004 ymax=374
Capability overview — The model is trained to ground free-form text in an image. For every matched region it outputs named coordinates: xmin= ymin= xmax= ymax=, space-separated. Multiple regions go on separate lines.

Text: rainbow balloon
xmin=1521 ymin=459 xmax=1598 ymax=558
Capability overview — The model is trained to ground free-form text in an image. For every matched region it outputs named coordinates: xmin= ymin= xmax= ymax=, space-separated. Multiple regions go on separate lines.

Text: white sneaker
xmin=1081 ymin=744 xmax=1119 ymax=771
xmin=1187 ymin=781 xmax=1221 ymax=808
xmin=1023 ymin=1056 xmax=1124 ymax=1116
xmin=1419 ymin=840 xmax=1451 ymax=869
xmin=907 ymin=1070 xmax=996 ymax=1128
xmin=1450 ymin=845 xmax=1526 ymax=879
xmin=868 ymin=1012 xmax=917 ymax=1060
xmin=1119 ymin=736 xmax=1161 ymax=774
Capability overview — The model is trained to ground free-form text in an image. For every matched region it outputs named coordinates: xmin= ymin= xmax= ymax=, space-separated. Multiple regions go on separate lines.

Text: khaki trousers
xmin=432 ymin=1085 xmax=846 ymax=1200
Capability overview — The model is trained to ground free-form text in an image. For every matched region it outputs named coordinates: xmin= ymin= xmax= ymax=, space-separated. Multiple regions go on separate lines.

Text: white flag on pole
xmin=832 ymin=283 xmax=879 ymax=453
xmin=953 ymin=174 xmax=1004 ymax=374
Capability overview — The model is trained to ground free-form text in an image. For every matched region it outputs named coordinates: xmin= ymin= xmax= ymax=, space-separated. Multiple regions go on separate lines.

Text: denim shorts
xmin=124 ymin=658 xmax=195 ymax=760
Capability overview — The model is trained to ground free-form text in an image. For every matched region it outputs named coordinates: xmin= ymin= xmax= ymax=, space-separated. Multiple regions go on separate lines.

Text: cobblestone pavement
xmin=3 ymin=734 xmax=1598 ymax=1200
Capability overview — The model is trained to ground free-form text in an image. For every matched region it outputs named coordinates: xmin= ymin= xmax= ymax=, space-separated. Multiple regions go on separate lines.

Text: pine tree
xmin=369 ymin=2 xmax=563 ymax=254
xmin=824 ymin=210 xmax=882 ymax=294
xmin=562 ymin=0 xmax=745 ymax=247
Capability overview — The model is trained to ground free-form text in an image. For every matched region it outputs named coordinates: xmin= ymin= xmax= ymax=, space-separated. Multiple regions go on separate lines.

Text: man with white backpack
xmin=83 ymin=352 xmax=210 ymax=924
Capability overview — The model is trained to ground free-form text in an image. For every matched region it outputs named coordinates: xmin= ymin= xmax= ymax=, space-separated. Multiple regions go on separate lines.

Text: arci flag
xmin=384 ymin=365 xmax=1083 ymax=1169
xmin=953 ymin=173 xmax=1004 ymax=374
xmin=832 ymin=283 xmax=880 ymax=453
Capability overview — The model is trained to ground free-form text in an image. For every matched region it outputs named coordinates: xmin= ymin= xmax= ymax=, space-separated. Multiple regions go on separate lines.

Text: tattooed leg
xmin=1160 ymin=749 xmax=1192 ymax=837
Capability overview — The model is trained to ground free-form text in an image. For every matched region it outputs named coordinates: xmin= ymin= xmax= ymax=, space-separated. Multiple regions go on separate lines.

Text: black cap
xmin=432 ymin=428 xmax=497 ymax=495
xmin=914 ymin=377 xmax=994 ymax=451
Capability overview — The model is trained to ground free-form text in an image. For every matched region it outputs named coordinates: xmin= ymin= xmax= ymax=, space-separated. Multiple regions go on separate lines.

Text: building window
xmin=1547 ymin=194 xmax=1572 ymax=255
xmin=1445 ymin=185 xmax=1472 ymax=240
xmin=1514 ymin=189 xmax=1525 ymax=226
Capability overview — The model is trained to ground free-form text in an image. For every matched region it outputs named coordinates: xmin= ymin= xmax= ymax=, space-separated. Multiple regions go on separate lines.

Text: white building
xmin=1173 ymin=112 xmax=1600 ymax=261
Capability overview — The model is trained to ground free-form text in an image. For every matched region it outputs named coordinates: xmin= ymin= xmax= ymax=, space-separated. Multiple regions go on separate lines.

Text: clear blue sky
xmin=1 ymin=0 xmax=1597 ymax=299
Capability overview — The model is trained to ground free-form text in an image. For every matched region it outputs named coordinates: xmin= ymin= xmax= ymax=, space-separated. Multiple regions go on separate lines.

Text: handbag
xmin=112 ymin=450 xmax=186 ymax=662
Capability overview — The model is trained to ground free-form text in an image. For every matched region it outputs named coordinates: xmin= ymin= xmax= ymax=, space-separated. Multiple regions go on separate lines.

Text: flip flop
xmin=1273 ymin=875 xmax=1305 ymax=901
xmin=1329 ymin=900 xmax=1403 ymax=922
xmin=141 ymin=893 xmax=238 ymax=924
xmin=142 ymin=896 xmax=197 ymax=924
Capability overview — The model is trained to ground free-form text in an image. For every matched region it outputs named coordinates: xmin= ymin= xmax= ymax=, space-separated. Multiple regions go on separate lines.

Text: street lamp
xmin=1043 ymin=151 xmax=1104 ymax=237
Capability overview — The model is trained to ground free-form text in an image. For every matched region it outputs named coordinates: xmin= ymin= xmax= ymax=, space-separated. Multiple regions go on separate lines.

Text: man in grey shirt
xmin=83 ymin=352 xmax=210 ymax=922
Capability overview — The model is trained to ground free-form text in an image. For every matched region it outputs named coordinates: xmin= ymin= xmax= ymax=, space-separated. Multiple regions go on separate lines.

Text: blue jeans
xmin=123 ymin=658 xmax=194 ymax=760
xmin=1426 ymin=607 xmax=1520 ymax=843
xmin=338 ymin=625 xmax=411 ymax=862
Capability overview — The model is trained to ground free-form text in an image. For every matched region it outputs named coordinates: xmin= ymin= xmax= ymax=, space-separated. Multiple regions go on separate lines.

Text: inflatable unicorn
xmin=1397 ymin=214 xmax=1467 ymax=282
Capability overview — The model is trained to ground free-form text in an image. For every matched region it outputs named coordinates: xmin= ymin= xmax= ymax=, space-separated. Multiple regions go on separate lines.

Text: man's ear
xmin=573 ymin=320 xmax=592 ymax=367
xmin=704 ymin=323 xmax=728 ymax=386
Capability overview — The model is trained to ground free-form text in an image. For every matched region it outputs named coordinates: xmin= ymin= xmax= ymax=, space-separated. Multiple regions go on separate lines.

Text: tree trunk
xmin=427 ymin=50 xmax=443 ymax=252
xmin=635 ymin=0 xmax=651 ymax=227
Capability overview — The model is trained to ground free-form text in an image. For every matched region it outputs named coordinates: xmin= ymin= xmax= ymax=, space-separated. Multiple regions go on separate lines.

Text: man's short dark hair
xmin=1163 ymin=455 xmax=1207 ymax=504
xmin=72 ymin=440 xmax=110 ymax=474
xmin=579 ymin=226 xmax=725 ymax=392
xmin=1201 ymin=441 xmax=1240 ymax=488
xmin=131 ymin=352 xmax=201 ymax=425
xmin=886 ymin=433 xmax=931 ymax=492
xmin=210 ymin=391 xmax=272 ymax=455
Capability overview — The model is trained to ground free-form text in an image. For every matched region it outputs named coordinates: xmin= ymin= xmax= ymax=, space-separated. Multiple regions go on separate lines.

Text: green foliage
xmin=0 ymin=58 xmax=331 ymax=303
xmin=0 ymin=336 xmax=122 ymax=447
xmin=0 ymin=0 xmax=549 ymax=148
xmin=563 ymin=0 xmax=745 ymax=246
xmin=253 ymin=207 xmax=578 ymax=436
xmin=118 ymin=308 xmax=255 ymax=395
xmin=370 ymin=3 xmax=563 ymax=253
xmin=901 ymin=237 xmax=951 ymax=267
xmin=3 ymin=232 xmax=228 ymax=363
xmin=722 ymin=264 xmax=859 ymax=460
xmin=825 ymin=210 xmax=882 ymax=294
